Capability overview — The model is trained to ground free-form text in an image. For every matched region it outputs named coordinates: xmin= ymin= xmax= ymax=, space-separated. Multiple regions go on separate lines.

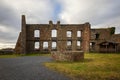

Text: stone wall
xmin=14 ymin=32 xmax=22 ymax=54
xmin=15 ymin=15 xmax=90 ymax=54
xmin=51 ymin=51 xmax=84 ymax=61
xmin=90 ymin=28 xmax=113 ymax=52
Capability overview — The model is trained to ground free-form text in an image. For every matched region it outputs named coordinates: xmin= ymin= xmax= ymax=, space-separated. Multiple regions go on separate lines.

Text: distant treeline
xmin=0 ymin=48 xmax=14 ymax=55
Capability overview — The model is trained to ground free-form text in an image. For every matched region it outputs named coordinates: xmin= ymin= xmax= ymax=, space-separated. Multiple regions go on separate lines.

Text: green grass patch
xmin=22 ymin=53 xmax=50 ymax=56
xmin=44 ymin=53 xmax=120 ymax=80
xmin=0 ymin=53 xmax=50 ymax=58
xmin=0 ymin=54 xmax=18 ymax=58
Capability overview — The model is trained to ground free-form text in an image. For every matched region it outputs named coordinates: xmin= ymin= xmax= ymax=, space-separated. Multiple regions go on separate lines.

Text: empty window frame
xmin=67 ymin=41 xmax=72 ymax=50
xmin=52 ymin=41 xmax=57 ymax=50
xmin=34 ymin=30 xmax=40 ymax=37
xmin=95 ymin=33 xmax=100 ymax=39
xmin=51 ymin=29 xmax=57 ymax=37
xmin=77 ymin=31 xmax=81 ymax=37
xmin=67 ymin=31 xmax=72 ymax=37
xmin=90 ymin=42 xmax=92 ymax=46
xmin=90 ymin=42 xmax=95 ymax=48
xmin=35 ymin=42 xmax=40 ymax=50
xmin=67 ymin=41 xmax=72 ymax=46
xmin=77 ymin=40 xmax=81 ymax=50
xmin=43 ymin=42 xmax=48 ymax=49
xmin=77 ymin=41 xmax=81 ymax=47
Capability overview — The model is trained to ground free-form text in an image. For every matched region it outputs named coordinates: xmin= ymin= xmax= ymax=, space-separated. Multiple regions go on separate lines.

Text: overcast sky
xmin=0 ymin=0 xmax=120 ymax=49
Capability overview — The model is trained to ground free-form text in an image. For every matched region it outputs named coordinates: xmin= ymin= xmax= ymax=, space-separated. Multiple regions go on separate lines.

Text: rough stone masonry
xmin=15 ymin=15 xmax=90 ymax=61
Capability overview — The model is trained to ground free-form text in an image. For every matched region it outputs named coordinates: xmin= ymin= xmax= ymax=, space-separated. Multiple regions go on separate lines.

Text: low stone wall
xmin=51 ymin=51 xmax=84 ymax=62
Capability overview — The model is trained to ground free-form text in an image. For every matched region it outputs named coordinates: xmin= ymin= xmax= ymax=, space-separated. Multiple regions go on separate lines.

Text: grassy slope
xmin=0 ymin=53 xmax=50 ymax=58
xmin=44 ymin=53 xmax=120 ymax=80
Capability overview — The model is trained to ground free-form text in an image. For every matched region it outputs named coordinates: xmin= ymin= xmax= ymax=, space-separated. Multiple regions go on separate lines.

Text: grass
xmin=0 ymin=54 xmax=18 ymax=58
xmin=44 ymin=53 xmax=120 ymax=80
xmin=0 ymin=53 xmax=50 ymax=58
xmin=23 ymin=53 xmax=50 ymax=56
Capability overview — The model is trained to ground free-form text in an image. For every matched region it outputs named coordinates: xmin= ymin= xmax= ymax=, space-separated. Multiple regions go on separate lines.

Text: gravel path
xmin=0 ymin=56 xmax=71 ymax=80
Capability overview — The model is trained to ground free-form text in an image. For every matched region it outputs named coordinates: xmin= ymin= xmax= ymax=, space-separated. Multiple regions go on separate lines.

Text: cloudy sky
xmin=0 ymin=0 xmax=120 ymax=49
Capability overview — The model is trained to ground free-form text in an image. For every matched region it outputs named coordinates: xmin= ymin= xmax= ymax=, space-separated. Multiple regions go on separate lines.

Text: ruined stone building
xmin=15 ymin=15 xmax=90 ymax=54
xmin=15 ymin=15 xmax=120 ymax=54
xmin=90 ymin=27 xmax=120 ymax=53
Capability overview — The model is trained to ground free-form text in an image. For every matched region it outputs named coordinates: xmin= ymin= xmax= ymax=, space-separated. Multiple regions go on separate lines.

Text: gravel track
xmin=0 ymin=56 xmax=71 ymax=80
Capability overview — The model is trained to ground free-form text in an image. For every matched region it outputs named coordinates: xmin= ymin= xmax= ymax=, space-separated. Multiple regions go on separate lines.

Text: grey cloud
xmin=58 ymin=0 xmax=120 ymax=26
xmin=0 ymin=26 xmax=19 ymax=44
xmin=0 ymin=1 xmax=21 ymax=47
xmin=0 ymin=0 xmax=55 ymax=48
xmin=0 ymin=1 xmax=20 ymax=28
xmin=90 ymin=0 xmax=120 ymax=25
